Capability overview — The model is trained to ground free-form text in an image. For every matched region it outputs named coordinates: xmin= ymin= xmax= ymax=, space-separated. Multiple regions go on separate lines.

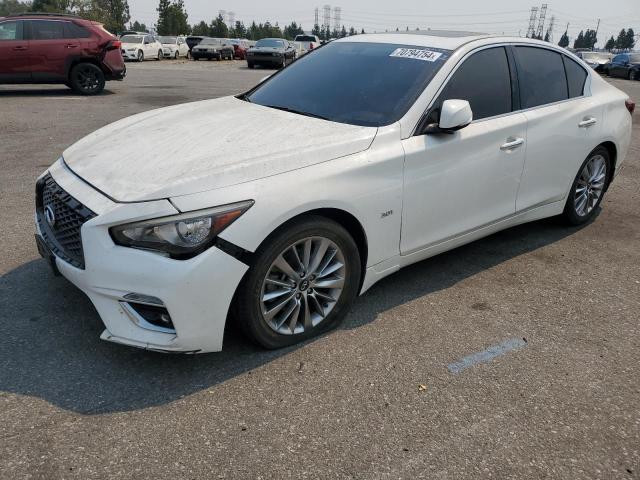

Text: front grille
xmin=36 ymin=174 xmax=96 ymax=269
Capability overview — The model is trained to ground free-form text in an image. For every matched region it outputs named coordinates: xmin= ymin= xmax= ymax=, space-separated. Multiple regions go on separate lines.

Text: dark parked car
xmin=604 ymin=53 xmax=640 ymax=80
xmin=246 ymin=38 xmax=296 ymax=69
xmin=185 ymin=35 xmax=204 ymax=52
xmin=0 ymin=12 xmax=125 ymax=94
xmin=190 ymin=37 xmax=234 ymax=61
xmin=576 ymin=51 xmax=612 ymax=73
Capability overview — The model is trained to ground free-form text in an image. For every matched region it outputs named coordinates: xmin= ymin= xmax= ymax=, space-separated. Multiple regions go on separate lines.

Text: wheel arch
xmin=598 ymin=140 xmax=617 ymax=190
xmin=65 ymin=56 xmax=108 ymax=79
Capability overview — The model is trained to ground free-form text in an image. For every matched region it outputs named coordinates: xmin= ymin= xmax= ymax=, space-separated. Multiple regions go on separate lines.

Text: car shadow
xmin=0 ymin=216 xmax=589 ymax=415
xmin=0 ymin=88 xmax=115 ymax=97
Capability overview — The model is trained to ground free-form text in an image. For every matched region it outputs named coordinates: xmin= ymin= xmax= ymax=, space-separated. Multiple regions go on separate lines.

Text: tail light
xmin=309 ymin=44 xmax=314 ymax=50
xmin=105 ymin=40 xmax=121 ymax=51
xmin=625 ymin=99 xmax=635 ymax=115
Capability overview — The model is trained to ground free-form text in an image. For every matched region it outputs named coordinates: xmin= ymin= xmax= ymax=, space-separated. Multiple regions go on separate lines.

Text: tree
xmin=209 ymin=14 xmax=228 ymax=37
xmin=604 ymin=36 xmax=615 ymax=51
xmin=0 ymin=0 xmax=31 ymax=14
xmin=558 ymin=30 xmax=569 ymax=48
xmin=230 ymin=20 xmax=246 ymax=38
xmin=544 ymin=31 xmax=550 ymax=42
xmin=129 ymin=20 xmax=147 ymax=32
xmin=583 ymin=29 xmax=597 ymax=49
xmin=348 ymin=26 xmax=356 ymax=36
xmin=361 ymin=28 xmax=365 ymax=34
xmin=156 ymin=0 xmax=188 ymax=35
xmin=340 ymin=25 xmax=347 ymax=38
xmin=573 ymin=30 xmax=585 ymax=49
xmin=626 ymin=28 xmax=636 ymax=50
xmin=191 ymin=20 xmax=208 ymax=36
xmin=615 ymin=28 xmax=627 ymax=50
xmin=282 ymin=21 xmax=304 ymax=40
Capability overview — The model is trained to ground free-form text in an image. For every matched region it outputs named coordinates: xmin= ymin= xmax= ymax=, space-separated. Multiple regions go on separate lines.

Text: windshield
xmin=200 ymin=38 xmax=220 ymax=45
xmin=256 ymin=39 xmax=285 ymax=48
xmin=159 ymin=36 xmax=176 ymax=44
xmin=247 ymin=42 xmax=451 ymax=127
xmin=121 ymin=35 xmax=143 ymax=43
xmin=630 ymin=54 xmax=640 ymax=63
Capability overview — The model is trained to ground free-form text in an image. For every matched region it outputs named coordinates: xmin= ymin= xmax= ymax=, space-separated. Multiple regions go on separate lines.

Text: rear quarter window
xmin=563 ymin=56 xmax=587 ymax=98
xmin=515 ymin=46 xmax=568 ymax=109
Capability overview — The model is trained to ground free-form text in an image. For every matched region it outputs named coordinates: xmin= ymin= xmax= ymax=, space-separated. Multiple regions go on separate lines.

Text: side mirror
xmin=425 ymin=99 xmax=473 ymax=134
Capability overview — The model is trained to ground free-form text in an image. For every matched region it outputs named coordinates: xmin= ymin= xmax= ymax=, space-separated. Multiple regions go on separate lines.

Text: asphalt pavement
xmin=1 ymin=60 xmax=639 ymax=479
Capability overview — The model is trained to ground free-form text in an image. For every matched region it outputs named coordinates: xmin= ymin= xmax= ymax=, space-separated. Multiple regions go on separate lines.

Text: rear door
xmin=0 ymin=20 xmax=30 ymax=82
xmin=514 ymin=46 xmax=603 ymax=211
xmin=609 ymin=54 xmax=627 ymax=78
xmin=27 ymin=19 xmax=79 ymax=81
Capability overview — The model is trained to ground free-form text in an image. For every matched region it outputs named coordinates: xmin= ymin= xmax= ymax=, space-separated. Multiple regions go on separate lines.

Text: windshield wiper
xmin=264 ymin=105 xmax=329 ymax=121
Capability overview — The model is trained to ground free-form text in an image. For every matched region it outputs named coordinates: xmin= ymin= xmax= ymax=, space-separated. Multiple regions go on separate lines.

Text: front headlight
xmin=110 ymin=201 xmax=254 ymax=258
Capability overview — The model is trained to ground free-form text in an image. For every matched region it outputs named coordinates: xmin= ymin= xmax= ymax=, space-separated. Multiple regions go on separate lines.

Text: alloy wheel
xmin=74 ymin=66 xmax=101 ymax=93
xmin=574 ymin=154 xmax=607 ymax=217
xmin=260 ymin=236 xmax=346 ymax=335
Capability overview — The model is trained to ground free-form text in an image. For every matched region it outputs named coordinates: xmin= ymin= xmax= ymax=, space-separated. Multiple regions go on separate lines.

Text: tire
xmin=69 ymin=63 xmax=105 ymax=96
xmin=174 ymin=51 xmax=179 ymax=59
xmin=562 ymin=146 xmax=610 ymax=225
xmin=137 ymin=50 xmax=144 ymax=62
xmin=234 ymin=216 xmax=361 ymax=349
xmin=193 ymin=56 xmax=198 ymax=61
xmin=248 ymin=62 xmax=254 ymax=69
xmin=630 ymin=70 xmax=638 ymax=81
xmin=157 ymin=50 xmax=162 ymax=61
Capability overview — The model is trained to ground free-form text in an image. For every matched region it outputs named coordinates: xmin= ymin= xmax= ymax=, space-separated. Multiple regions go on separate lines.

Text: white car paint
xmin=37 ymin=33 xmax=633 ymax=353
xmin=120 ymin=34 xmax=163 ymax=61
xmin=160 ymin=35 xmax=189 ymax=58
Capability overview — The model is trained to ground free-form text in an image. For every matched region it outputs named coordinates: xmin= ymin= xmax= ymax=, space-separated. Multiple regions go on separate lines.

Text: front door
xmin=0 ymin=20 xmax=30 ymax=82
xmin=401 ymin=46 xmax=526 ymax=254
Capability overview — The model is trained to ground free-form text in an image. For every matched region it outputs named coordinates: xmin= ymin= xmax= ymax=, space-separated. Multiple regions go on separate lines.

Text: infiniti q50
xmin=35 ymin=32 xmax=634 ymax=353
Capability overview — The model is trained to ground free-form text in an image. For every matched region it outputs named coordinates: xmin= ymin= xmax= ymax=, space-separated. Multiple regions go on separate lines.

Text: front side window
xmin=563 ymin=56 xmax=587 ymax=98
xmin=0 ymin=21 xmax=20 ymax=40
xmin=515 ymin=46 xmax=568 ymax=109
xmin=612 ymin=55 xmax=626 ymax=64
xmin=247 ymin=42 xmax=451 ymax=127
xmin=434 ymin=47 xmax=512 ymax=121
xmin=30 ymin=20 xmax=64 ymax=40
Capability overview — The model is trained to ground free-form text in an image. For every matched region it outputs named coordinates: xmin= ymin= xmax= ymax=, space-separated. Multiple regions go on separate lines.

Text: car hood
xmin=63 ymin=96 xmax=377 ymax=202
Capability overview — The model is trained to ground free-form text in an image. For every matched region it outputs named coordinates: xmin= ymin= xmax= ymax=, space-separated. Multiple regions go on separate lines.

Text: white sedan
xmin=35 ymin=32 xmax=633 ymax=353
xmin=120 ymin=34 xmax=164 ymax=62
xmin=159 ymin=35 xmax=189 ymax=59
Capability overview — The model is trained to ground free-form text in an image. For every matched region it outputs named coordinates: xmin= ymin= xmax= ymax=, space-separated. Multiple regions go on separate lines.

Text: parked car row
xmin=603 ymin=53 xmax=640 ymax=81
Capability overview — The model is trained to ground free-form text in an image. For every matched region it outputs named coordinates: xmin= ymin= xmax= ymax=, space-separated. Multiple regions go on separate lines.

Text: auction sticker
xmin=389 ymin=48 xmax=442 ymax=62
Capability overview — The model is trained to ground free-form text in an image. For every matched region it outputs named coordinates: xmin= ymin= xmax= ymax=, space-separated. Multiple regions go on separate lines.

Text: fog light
xmin=129 ymin=304 xmax=175 ymax=330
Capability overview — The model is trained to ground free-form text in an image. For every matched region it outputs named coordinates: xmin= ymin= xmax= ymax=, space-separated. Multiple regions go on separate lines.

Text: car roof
xmin=338 ymin=31 xmax=494 ymax=50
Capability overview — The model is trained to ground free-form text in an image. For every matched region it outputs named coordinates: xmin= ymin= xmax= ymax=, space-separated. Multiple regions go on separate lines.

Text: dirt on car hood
xmin=63 ymin=96 xmax=377 ymax=202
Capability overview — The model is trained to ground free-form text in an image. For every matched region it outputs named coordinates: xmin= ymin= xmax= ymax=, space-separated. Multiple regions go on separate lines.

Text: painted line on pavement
xmin=447 ymin=338 xmax=527 ymax=374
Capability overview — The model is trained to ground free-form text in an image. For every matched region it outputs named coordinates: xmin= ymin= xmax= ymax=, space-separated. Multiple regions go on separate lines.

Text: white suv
xmin=36 ymin=32 xmax=633 ymax=353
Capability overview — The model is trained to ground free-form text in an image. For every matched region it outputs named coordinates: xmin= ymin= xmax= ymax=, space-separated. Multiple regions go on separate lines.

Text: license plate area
xmin=35 ymin=234 xmax=61 ymax=276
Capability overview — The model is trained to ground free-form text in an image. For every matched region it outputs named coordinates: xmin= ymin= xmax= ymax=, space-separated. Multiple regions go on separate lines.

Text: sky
xmin=129 ymin=0 xmax=639 ymax=48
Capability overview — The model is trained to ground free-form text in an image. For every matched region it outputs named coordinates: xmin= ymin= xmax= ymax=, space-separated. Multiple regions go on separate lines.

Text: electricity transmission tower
xmin=535 ymin=3 xmax=548 ymax=39
xmin=333 ymin=7 xmax=341 ymax=33
xmin=546 ymin=15 xmax=555 ymax=42
xmin=314 ymin=7 xmax=319 ymax=26
xmin=526 ymin=7 xmax=539 ymax=38
xmin=323 ymin=5 xmax=331 ymax=32
xmin=228 ymin=11 xmax=235 ymax=27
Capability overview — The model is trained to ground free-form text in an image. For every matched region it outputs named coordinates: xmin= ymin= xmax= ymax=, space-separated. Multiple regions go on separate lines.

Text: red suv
xmin=0 ymin=13 xmax=125 ymax=95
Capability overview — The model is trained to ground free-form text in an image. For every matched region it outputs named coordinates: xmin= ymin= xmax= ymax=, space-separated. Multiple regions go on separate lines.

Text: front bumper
xmin=163 ymin=48 xmax=177 ymax=58
xmin=192 ymin=50 xmax=220 ymax=59
xmin=36 ymin=160 xmax=249 ymax=353
xmin=247 ymin=55 xmax=283 ymax=66
xmin=121 ymin=50 xmax=140 ymax=60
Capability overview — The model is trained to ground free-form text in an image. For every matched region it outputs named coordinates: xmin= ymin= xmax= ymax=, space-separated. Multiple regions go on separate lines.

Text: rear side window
xmin=515 ymin=47 xmax=568 ymax=108
xmin=30 ymin=20 xmax=65 ymax=40
xmin=64 ymin=22 xmax=91 ymax=39
xmin=0 ymin=21 xmax=21 ymax=40
xmin=563 ymin=56 xmax=587 ymax=98
xmin=436 ymin=47 xmax=512 ymax=121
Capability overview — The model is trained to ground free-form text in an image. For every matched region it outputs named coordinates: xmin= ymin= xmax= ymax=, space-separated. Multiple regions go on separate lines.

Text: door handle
xmin=500 ymin=138 xmax=525 ymax=151
xmin=578 ymin=117 xmax=597 ymax=128
xmin=12 ymin=46 xmax=28 ymax=51
xmin=65 ymin=44 xmax=78 ymax=49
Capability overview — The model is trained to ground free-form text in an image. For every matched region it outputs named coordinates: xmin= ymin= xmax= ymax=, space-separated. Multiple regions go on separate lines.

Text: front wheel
xmin=562 ymin=146 xmax=610 ymax=225
xmin=69 ymin=63 xmax=105 ymax=95
xmin=174 ymin=51 xmax=179 ymax=59
xmin=235 ymin=216 xmax=361 ymax=349
xmin=137 ymin=50 xmax=144 ymax=62
xmin=157 ymin=50 xmax=163 ymax=60
xmin=630 ymin=70 xmax=638 ymax=81
xmin=247 ymin=62 xmax=254 ymax=69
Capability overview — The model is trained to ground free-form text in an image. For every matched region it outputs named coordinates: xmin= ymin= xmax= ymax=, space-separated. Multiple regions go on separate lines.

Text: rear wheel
xmin=69 ymin=63 xmax=105 ymax=95
xmin=630 ymin=70 xmax=638 ymax=81
xmin=562 ymin=146 xmax=610 ymax=225
xmin=235 ymin=216 xmax=361 ymax=349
